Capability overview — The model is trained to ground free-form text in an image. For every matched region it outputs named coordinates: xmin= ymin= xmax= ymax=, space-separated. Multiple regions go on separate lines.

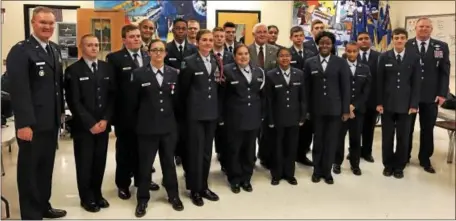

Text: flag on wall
xmin=376 ymin=1 xmax=392 ymax=51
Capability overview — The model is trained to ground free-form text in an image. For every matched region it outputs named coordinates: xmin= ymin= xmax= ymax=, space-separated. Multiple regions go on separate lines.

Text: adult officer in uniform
xmin=288 ymin=25 xmax=314 ymax=166
xmin=303 ymin=31 xmax=351 ymax=185
xmin=106 ymin=24 xmax=159 ymax=200
xmin=333 ymin=42 xmax=371 ymax=176
xmin=212 ymin=27 xmax=235 ymax=172
xmin=377 ymin=28 xmax=421 ymax=179
xmin=179 ymin=29 xmax=220 ymax=207
xmin=266 ymin=48 xmax=307 ymax=186
xmin=406 ymin=17 xmax=450 ymax=173
xmin=357 ymin=31 xmax=380 ymax=163
xmin=221 ymin=45 xmax=265 ymax=193
xmin=132 ymin=39 xmax=184 ymax=217
xmin=164 ymin=18 xmax=198 ymax=167
xmin=248 ymin=23 xmax=279 ymax=169
xmin=64 ymin=34 xmax=115 ymax=212
xmin=6 ymin=6 xmax=67 ymax=220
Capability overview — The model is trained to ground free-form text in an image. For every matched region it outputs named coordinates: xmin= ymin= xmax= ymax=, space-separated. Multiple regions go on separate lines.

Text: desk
xmin=437 ymin=108 xmax=456 ymax=163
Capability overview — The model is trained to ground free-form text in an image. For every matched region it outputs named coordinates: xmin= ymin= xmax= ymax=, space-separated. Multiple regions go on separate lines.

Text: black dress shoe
xmin=175 ymin=156 xmax=182 ymax=166
xmin=324 ymin=176 xmax=334 ymax=185
xmin=311 ymin=174 xmax=321 ymax=183
xmin=241 ymin=182 xmax=253 ymax=192
xmin=118 ymin=188 xmax=131 ymax=200
xmin=362 ymin=155 xmax=375 ymax=163
xmin=230 ymin=184 xmax=241 ymax=193
xmin=297 ymin=157 xmax=313 ymax=166
xmin=383 ymin=168 xmax=393 ymax=177
xmin=351 ymin=167 xmax=362 ymax=176
xmin=201 ymin=189 xmax=220 ymax=201
xmin=393 ymin=170 xmax=404 ymax=179
xmin=151 ymin=166 xmax=156 ymax=173
xmin=271 ymin=178 xmax=280 ymax=186
xmin=97 ymin=198 xmax=110 ymax=208
xmin=332 ymin=164 xmax=341 ymax=174
xmin=168 ymin=197 xmax=184 ymax=211
xmin=43 ymin=207 xmax=67 ymax=218
xmin=422 ymin=165 xmax=436 ymax=174
xmin=135 ymin=203 xmax=147 ymax=218
xmin=81 ymin=201 xmax=100 ymax=213
xmin=285 ymin=177 xmax=298 ymax=185
xmin=190 ymin=192 xmax=204 ymax=206
xmin=149 ymin=181 xmax=160 ymax=191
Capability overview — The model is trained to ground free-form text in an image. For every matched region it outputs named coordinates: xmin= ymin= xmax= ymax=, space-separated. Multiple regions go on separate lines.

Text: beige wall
xmin=389 ymin=1 xmax=456 ymax=93
xmin=389 ymin=1 xmax=455 ymax=29
xmin=1 ymin=0 xmax=454 ymax=89
xmin=206 ymin=1 xmax=293 ymax=46
xmin=0 ymin=1 xmax=94 ymax=73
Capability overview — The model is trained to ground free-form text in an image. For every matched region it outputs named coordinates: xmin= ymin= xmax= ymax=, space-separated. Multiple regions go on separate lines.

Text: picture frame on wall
xmin=215 ymin=10 xmax=261 ymax=45
xmin=57 ymin=23 xmax=77 ymax=60
xmin=23 ymin=4 xmax=80 ymax=39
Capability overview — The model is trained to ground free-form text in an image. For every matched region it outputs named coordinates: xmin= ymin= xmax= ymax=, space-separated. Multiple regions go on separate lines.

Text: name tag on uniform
xmin=195 ymin=72 xmax=203 ymax=75
xmin=141 ymin=82 xmax=151 ymax=87
xmin=293 ymin=82 xmax=301 ymax=86
xmin=357 ymin=75 xmax=367 ymax=78
xmin=257 ymin=78 xmax=263 ymax=82
xmin=290 ymin=60 xmax=297 ymax=64
xmin=385 ymin=64 xmax=393 ymax=67
xmin=311 ymin=70 xmax=318 ymax=74
xmin=79 ymin=77 xmax=89 ymax=81
xmin=122 ymin=67 xmax=132 ymax=70
xmin=275 ymin=84 xmax=283 ymax=88
xmin=36 ymin=62 xmax=45 ymax=66
xmin=104 ymin=77 xmax=110 ymax=80
xmin=231 ymin=81 xmax=239 ymax=85
xmin=169 ymin=58 xmax=177 ymax=61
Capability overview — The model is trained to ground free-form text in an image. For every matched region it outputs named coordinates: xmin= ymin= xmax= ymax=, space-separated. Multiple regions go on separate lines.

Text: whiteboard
xmin=405 ymin=14 xmax=455 ymax=91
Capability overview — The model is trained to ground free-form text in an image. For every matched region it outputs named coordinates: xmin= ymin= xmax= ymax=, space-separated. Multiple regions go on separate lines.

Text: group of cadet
xmin=6 ymin=6 xmax=450 ymax=220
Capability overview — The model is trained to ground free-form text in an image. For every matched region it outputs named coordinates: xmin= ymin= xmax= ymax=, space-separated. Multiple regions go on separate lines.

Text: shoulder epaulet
xmin=16 ymin=40 xmax=25 ymax=46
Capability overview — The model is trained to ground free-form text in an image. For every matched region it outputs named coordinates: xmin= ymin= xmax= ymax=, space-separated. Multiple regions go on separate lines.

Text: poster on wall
xmin=292 ymin=0 xmax=380 ymax=50
xmin=57 ymin=23 xmax=77 ymax=59
xmin=94 ymin=0 xmax=207 ymax=42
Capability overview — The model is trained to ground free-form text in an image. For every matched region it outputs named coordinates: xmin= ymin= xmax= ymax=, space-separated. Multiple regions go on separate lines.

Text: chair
xmin=435 ymin=121 xmax=456 ymax=164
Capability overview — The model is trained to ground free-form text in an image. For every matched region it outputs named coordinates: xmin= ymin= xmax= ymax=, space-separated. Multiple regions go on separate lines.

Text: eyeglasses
xmin=150 ymin=48 xmax=165 ymax=53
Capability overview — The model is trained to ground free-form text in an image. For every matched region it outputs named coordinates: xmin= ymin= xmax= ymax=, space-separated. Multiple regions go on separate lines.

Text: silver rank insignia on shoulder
xmin=39 ymin=70 xmax=45 ymax=76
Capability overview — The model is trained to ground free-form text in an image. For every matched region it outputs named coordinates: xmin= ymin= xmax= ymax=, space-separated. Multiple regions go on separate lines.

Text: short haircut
xmin=212 ymin=27 xmax=224 ymax=33
xmin=233 ymin=44 xmax=249 ymax=55
xmin=357 ymin=32 xmax=370 ymax=38
xmin=315 ymin=31 xmax=336 ymax=45
xmin=311 ymin=19 xmax=324 ymax=30
xmin=139 ymin=19 xmax=155 ymax=28
xmin=147 ymin=39 xmax=167 ymax=51
xmin=188 ymin=19 xmax=199 ymax=24
xmin=276 ymin=47 xmax=291 ymax=57
xmin=32 ymin=6 xmax=54 ymax=17
xmin=416 ymin=17 xmax=431 ymax=24
xmin=80 ymin=34 xmax=98 ymax=45
xmin=173 ymin=18 xmax=187 ymax=26
xmin=121 ymin=24 xmax=139 ymax=38
xmin=268 ymin=25 xmax=279 ymax=32
xmin=345 ymin=41 xmax=359 ymax=47
xmin=252 ymin=23 xmax=267 ymax=33
xmin=196 ymin=29 xmax=212 ymax=42
xmin=290 ymin=26 xmax=304 ymax=37
xmin=223 ymin=22 xmax=236 ymax=29
xmin=392 ymin=27 xmax=408 ymax=38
